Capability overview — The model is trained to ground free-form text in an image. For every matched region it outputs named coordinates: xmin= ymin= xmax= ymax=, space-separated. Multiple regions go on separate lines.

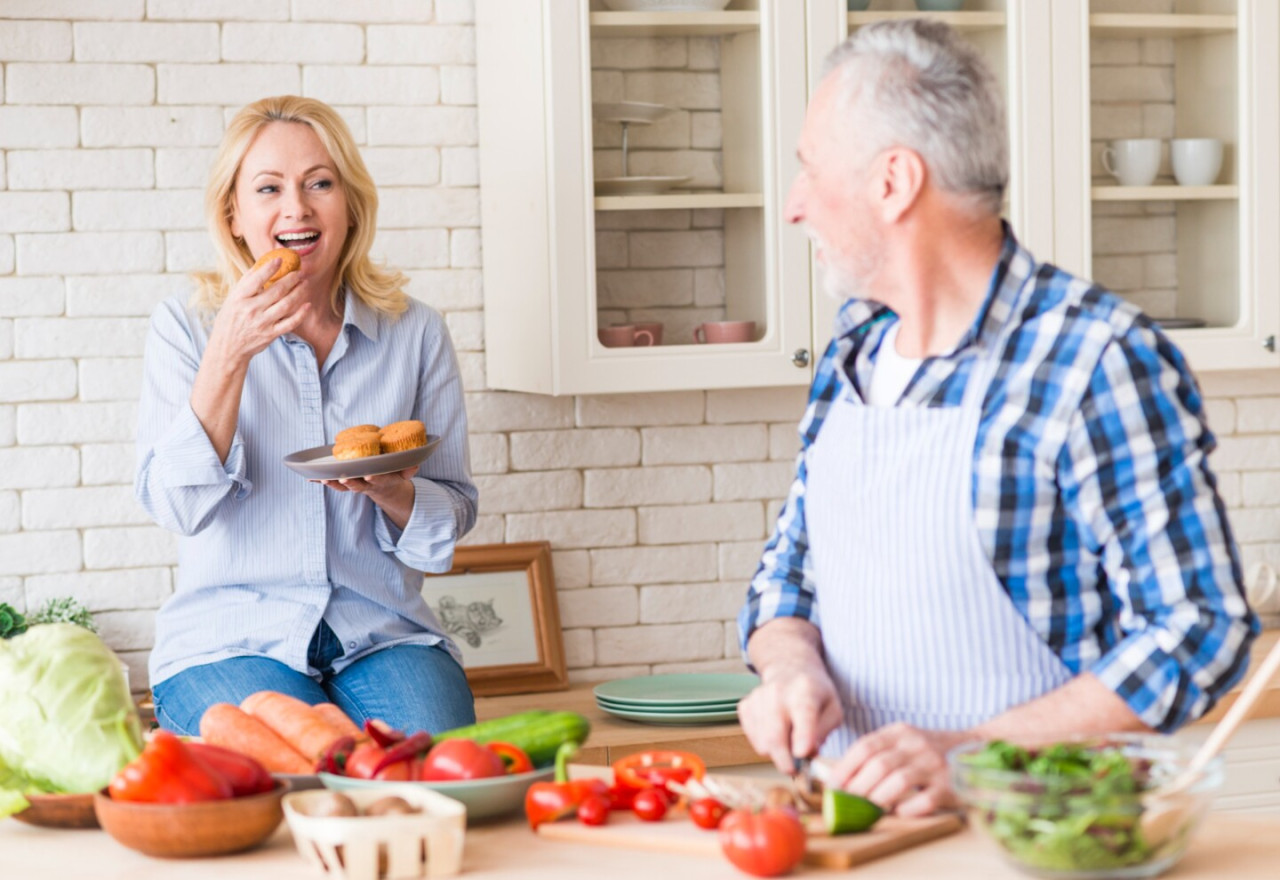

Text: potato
xmin=363 ymin=795 xmax=419 ymax=817
xmin=303 ymin=791 xmax=359 ymax=818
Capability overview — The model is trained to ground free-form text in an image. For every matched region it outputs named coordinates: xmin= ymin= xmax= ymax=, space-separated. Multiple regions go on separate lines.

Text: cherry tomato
xmin=419 ymin=739 xmax=506 ymax=781
xmin=345 ymin=744 xmax=412 ymax=781
xmin=690 ymin=797 xmax=728 ymax=830
xmin=719 ymin=807 xmax=807 ymax=877
xmin=577 ymin=794 xmax=611 ymax=826
xmin=632 ymin=787 xmax=669 ymax=822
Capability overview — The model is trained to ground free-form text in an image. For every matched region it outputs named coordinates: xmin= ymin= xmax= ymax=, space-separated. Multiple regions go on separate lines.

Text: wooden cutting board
xmin=538 ymin=810 xmax=964 ymax=870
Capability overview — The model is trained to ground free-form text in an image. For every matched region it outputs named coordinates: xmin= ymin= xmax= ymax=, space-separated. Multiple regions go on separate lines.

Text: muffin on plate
xmin=335 ymin=424 xmax=380 ymax=445
xmin=333 ymin=431 xmax=381 ymax=461
xmin=380 ymin=420 xmax=427 ymax=453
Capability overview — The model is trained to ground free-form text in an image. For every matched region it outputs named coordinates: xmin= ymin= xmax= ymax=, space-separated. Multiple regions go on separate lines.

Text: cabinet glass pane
xmin=1088 ymin=0 xmax=1239 ymax=330
xmin=587 ymin=1 xmax=769 ymax=350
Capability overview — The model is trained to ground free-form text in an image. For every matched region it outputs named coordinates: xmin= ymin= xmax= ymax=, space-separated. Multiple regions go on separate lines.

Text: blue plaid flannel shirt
xmin=739 ymin=227 xmax=1259 ymax=733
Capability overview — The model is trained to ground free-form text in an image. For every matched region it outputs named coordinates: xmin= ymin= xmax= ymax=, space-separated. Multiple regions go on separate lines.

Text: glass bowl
xmin=948 ymin=735 xmax=1223 ymax=880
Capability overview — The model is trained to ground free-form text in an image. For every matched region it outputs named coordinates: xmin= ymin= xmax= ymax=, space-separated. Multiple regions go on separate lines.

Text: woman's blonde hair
xmin=192 ymin=95 xmax=408 ymax=318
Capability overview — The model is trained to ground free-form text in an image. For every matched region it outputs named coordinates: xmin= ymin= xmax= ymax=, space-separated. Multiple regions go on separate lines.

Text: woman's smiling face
xmin=231 ymin=121 xmax=350 ymax=291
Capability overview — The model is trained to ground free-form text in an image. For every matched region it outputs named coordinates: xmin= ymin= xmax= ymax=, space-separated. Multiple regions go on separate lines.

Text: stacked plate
xmin=593 ymin=673 xmax=759 ymax=725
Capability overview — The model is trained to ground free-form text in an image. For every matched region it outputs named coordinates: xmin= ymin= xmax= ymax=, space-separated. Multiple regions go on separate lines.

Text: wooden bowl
xmin=93 ymin=780 xmax=289 ymax=858
xmin=13 ymin=792 xmax=99 ymax=829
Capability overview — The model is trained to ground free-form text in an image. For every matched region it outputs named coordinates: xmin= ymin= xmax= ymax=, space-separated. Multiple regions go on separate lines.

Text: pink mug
xmin=694 ymin=320 xmax=756 ymax=344
xmin=599 ymin=324 xmax=655 ymax=347
xmin=633 ymin=321 xmax=664 ymax=345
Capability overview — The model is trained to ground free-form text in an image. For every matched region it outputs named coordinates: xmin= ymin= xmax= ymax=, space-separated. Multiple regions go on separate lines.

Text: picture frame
xmin=422 ymin=541 xmax=569 ymax=697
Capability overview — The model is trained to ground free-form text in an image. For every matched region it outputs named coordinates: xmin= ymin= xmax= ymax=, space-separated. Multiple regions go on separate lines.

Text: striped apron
xmin=806 ymin=291 xmax=1073 ymax=757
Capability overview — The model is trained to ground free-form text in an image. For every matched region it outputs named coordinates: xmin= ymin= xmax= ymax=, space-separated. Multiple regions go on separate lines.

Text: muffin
xmin=333 ymin=431 xmax=382 ymax=461
xmin=335 ymin=424 xmax=380 ymax=445
xmin=379 ymin=420 xmax=427 ymax=453
xmin=251 ymin=246 xmax=301 ymax=286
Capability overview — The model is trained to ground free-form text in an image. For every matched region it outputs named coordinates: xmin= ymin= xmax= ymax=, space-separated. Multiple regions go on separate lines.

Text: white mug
xmin=1171 ymin=138 xmax=1224 ymax=186
xmin=1101 ymin=138 xmax=1161 ymax=187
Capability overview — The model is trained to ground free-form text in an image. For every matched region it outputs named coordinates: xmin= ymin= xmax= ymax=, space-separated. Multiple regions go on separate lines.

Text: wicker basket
xmin=283 ymin=786 xmax=466 ymax=880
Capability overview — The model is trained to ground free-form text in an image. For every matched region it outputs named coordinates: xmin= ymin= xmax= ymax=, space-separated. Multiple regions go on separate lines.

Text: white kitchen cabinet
xmin=476 ymin=1 xmax=1280 ymax=396
xmin=475 ymin=1 xmax=813 ymax=395
xmin=1050 ymin=0 xmax=1280 ymax=371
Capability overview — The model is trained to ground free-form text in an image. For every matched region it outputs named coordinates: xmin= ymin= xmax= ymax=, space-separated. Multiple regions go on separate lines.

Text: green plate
xmin=318 ymin=766 xmax=553 ymax=821
xmin=593 ymin=673 xmax=759 ymax=707
xmin=595 ymin=696 xmax=740 ymax=713
xmin=598 ymin=704 xmax=741 ymax=725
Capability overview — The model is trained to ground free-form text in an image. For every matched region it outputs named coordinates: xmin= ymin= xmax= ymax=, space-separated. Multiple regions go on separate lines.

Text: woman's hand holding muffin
xmin=207 ymin=248 xmax=308 ymax=366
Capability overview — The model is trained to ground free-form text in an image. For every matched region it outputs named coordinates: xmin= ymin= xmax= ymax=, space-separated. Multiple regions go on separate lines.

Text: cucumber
xmin=434 ymin=710 xmax=591 ymax=768
xmin=823 ymin=788 xmax=883 ymax=834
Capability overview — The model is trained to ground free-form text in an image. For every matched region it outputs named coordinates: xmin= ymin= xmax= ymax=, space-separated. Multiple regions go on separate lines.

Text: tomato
xmin=419 ymin=738 xmax=506 ymax=781
xmin=719 ymin=808 xmax=807 ymax=877
xmin=690 ymin=797 xmax=728 ymax=830
xmin=577 ymin=794 xmax=610 ymax=826
xmin=612 ymin=750 xmax=706 ymax=793
xmin=632 ymin=787 xmax=669 ymax=822
xmin=345 ymin=743 xmax=412 ymax=781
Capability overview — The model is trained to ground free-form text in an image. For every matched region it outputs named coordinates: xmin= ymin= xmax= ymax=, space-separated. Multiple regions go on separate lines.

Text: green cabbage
xmin=0 ymin=624 xmax=144 ymax=817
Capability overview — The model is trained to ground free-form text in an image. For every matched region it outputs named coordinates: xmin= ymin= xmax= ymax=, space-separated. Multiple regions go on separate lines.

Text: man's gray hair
xmin=823 ymin=19 xmax=1008 ymax=214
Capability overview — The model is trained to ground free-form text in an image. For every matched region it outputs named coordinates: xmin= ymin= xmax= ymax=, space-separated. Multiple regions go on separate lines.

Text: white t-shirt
xmin=867 ymin=320 xmax=923 ymax=407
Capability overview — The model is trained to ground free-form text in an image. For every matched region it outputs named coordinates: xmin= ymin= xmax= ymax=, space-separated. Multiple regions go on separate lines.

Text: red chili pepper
xmin=109 ymin=731 xmax=234 ymax=804
xmin=370 ymin=731 xmax=432 ymax=777
xmin=185 ymin=742 xmax=274 ymax=797
xmin=524 ymin=742 xmax=609 ymax=830
xmin=487 ymin=741 xmax=533 ymax=775
xmin=364 ymin=719 xmax=406 ymax=749
xmin=316 ymin=735 xmax=356 ymax=775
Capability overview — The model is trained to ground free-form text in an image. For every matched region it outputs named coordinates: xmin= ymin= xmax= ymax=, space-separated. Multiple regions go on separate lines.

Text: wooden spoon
xmin=1141 ymin=634 xmax=1280 ymax=848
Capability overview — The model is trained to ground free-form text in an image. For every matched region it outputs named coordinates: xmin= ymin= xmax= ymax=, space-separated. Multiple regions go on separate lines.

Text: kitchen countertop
xmin=5 ymin=808 xmax=1278 ymax=879
xmin=475 ymin=631 xmax=1280 ymax=766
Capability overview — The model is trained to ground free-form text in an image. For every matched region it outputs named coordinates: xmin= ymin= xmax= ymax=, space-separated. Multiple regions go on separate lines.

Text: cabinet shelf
xmin=1089 ymin=14 xmax=1236 ymax=38
xmin=1091 ymin=184 xmax=1239 ymax=202
xmin=588 ymin=11 xmax=759 ymax=37
xmin=593 ymin=192 xmax=764 ymax=211
xmin=848 ymin=11 xmax=1005 ymax=33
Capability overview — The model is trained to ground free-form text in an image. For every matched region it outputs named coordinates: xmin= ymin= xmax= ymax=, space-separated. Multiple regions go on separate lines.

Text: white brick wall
xmin=0 ymin=7 xmax=1274 ymax=698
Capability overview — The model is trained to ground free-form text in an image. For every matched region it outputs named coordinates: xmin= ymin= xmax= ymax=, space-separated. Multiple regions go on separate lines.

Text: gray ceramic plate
xmin=319 ymin=766 xmax=554 ymax=821
xmin=283 ymin=436 xmax=441 ymax=480
xmin=593 ymin=673 xmax=759 ymax=707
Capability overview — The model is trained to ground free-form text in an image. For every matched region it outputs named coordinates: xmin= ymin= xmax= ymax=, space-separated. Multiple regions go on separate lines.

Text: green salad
xmin=959 ymin=740 xmax=1158 ymax=873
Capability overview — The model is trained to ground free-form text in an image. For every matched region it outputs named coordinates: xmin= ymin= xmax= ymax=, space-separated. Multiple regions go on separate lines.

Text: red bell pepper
xmin=608 ymin=749 xmax=706 ymax=809
xmin=487 ymin=741 xmax=533 ymax=775
xmin=109 ymin=731 xmax=234 ymax=804
xmin=185 ymin=742 xmax=274 ymax=796
xmin=524 ymin=742 xmax=609 ymax=830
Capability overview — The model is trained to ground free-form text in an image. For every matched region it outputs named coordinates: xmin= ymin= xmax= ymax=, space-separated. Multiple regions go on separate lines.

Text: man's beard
xmin=807 ymin=226 xmax=880 ymax=303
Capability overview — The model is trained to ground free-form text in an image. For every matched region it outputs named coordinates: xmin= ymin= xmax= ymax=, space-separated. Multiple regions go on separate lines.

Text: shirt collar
xmin=340 ymin=286 xmax=381 ymax=343
xmin=832 ymin=221 xmax=1031 ymax=357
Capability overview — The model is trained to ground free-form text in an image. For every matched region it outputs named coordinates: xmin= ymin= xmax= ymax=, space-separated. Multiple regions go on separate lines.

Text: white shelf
xmin=1089 ymin=14 xmax=1236 ymax=39
xmin=1091 ymin=184 xmax=1238 ymax=202
xmin=848 ymin=11 xmax=1006 ymax=33
xmin=593 ymin=192 xmax=764 ymax=211
xmin=589 ymin=11 xmax=759 ymax=37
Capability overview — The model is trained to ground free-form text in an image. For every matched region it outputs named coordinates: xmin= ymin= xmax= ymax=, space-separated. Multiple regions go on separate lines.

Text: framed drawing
xmin=422 ymin=541 xmax=569 ymax=697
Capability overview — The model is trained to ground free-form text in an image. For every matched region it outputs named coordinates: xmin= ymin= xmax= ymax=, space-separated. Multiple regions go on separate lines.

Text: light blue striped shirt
xmin=137 ymin=290 xmax=477 ymax=687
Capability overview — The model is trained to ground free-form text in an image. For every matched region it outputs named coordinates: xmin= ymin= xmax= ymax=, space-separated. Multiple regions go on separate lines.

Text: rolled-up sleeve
xmin=135 ymin=301 xmax=250 ymax=537
xmin=374 ymin=306 xmax=477 ymax=572
xmin=1065 ymin=327 xmax=1258 ymax=732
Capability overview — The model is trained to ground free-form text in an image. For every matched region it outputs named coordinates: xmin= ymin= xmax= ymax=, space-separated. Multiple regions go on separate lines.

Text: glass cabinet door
xmin=1053 ymin=0 xmax=1279 ymax=370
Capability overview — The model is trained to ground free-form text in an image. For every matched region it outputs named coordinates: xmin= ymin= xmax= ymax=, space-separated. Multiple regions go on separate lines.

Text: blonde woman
xmin=137 ymin=96 xmax=478 ymax=737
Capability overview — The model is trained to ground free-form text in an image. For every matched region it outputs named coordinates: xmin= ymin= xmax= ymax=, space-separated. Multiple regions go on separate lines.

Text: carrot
xmin=314 ymin=702 xmax=362 ymax=738
xmin=198 ymin=702 xmax=312 ymax=774
xmin=240 ymin=690 xmax=347 ymax=762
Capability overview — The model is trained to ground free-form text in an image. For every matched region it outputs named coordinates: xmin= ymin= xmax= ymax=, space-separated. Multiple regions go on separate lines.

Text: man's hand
xmin=740 ymin=618 xmax=843 ymax=773
xmin=826 ymin=723 xmax=970 ymax=817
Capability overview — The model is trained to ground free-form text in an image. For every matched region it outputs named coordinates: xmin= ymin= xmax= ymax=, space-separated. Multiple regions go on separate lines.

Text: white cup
xmin=1171 ymin=138 xmax=1224 ymax=186
xmin=1101 ymin=138 xmax=1161 ymax=187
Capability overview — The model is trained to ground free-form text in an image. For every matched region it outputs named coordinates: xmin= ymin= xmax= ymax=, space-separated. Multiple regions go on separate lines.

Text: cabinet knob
xmin=792 ymin=348 xmax=811 ymax=368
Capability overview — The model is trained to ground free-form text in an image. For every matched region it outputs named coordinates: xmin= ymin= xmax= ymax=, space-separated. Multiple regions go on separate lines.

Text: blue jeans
xmin=153 ymin=620 xmax=476 ymax=737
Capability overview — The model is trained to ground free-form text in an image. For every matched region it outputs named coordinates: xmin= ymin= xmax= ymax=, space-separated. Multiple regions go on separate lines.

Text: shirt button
xmin=347 ymin=641 xmax=357 ymax=650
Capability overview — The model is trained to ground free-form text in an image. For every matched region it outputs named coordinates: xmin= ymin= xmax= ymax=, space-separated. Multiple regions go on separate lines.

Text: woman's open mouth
xmin=276 ymin=230 xmax=320 ymax=257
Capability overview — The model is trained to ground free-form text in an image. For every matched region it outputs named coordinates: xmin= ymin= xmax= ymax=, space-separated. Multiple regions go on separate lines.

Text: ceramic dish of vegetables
xmin=949 ymin=736 xmax=1223 ymax=879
